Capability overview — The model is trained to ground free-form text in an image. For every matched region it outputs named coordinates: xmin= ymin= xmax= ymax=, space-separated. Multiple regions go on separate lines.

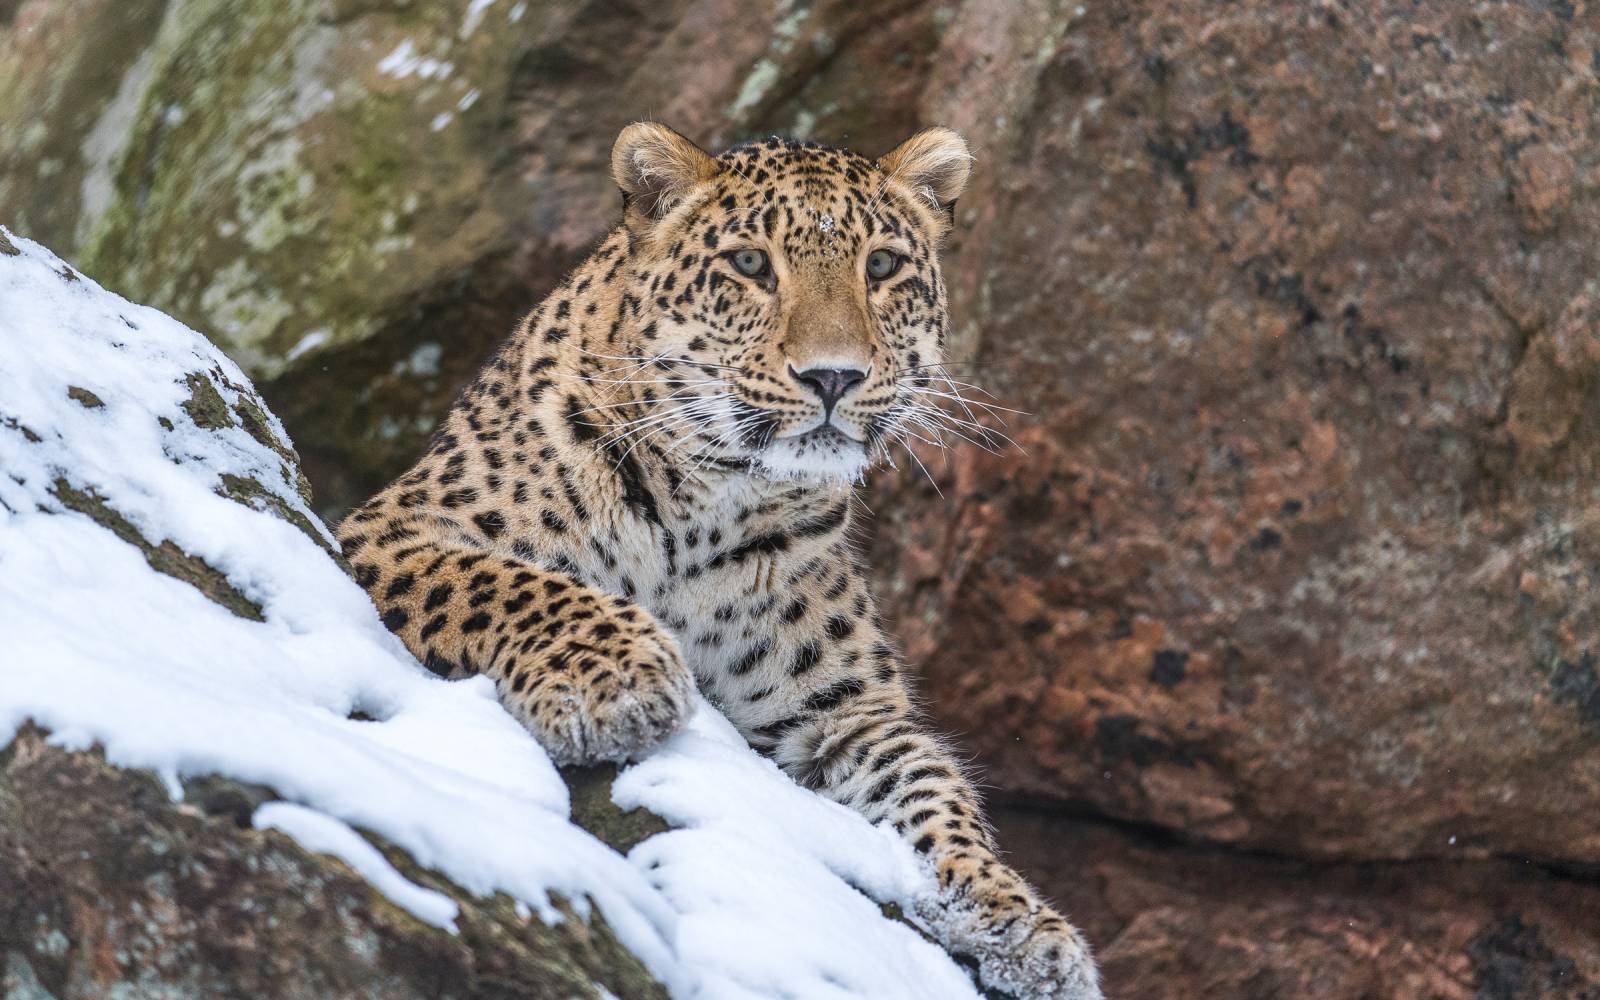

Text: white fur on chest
xmin=539 ymin=474 xmax=851 ymax=713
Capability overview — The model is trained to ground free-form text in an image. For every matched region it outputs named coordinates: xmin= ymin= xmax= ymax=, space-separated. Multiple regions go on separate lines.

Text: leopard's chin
xmin=754 ymin=427 xmax=872 ymax=483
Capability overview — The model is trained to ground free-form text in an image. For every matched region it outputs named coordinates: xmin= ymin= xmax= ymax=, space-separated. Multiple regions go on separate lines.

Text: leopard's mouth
xmin=753 ymin=424 xmax=872 ymax=481
xmin=788 ymin=425 xmax=863 ymax=447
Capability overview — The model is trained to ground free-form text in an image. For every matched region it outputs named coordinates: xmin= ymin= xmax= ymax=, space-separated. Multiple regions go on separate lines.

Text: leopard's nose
xmin=790 ymin=365 xmax=867 ymax=415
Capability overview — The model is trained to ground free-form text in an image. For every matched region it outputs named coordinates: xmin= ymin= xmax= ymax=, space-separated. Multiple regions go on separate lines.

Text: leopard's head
xmin=606 ymin=123 xmax=972 ymax=483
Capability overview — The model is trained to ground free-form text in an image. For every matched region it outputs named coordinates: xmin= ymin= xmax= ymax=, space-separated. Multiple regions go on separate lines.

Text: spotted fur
xmin=338 ymin=123 xmax=1100 ymax=998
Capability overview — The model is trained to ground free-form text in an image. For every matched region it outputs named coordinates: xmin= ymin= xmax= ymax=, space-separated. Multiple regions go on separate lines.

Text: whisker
xmin=903 ymin=396 xmax=1020 ymax=452
xmin=568 ymin=385 xmax=709 ymax=419
xmin=903 ymin=377 xmax=991 ymax=432
xmin=893 ymin=359 xmax=1002 ymax=373
xmin=628 ymin=394 xmax=736 ymax=450
xmin=898 ymin=374 xmax=1004 ymax=400
xmin=598 ymin=394 xmax=730 ymax=451
xmin=578 ymin=347 xmax=743 ymax=373
xmin=900 ymin=437 xmax=944 ymax=498
xmin=605 ymin=393 xmax=728 ymax=435
xmin=613 ymin=409 xmax=707 ymax=465
xmin=575 ymin=375 xmax=733 ymax=387
xmin=904 ymin=410 xmax=1005 ymax=455
xmin=891 ymin=420 xmax=948 ymax=450
xmin=903 ymin=384 xmax=1028 ymax=417
xmin=902 ymin=392 xmax=1006 ymax=440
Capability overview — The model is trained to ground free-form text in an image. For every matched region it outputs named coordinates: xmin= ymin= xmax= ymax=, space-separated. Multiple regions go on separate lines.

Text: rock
xmin=867 ymin=0 xmax=1600 ymax=865
xmin=994 ymin=805 xmax=1600 ymax=1000
xmin=0 ymin=725 xmax=667 ymax=1000
xmin=561 ymin=764 xmax=671 ymax=855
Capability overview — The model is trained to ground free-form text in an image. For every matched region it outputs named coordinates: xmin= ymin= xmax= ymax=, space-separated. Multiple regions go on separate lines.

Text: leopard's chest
xmin=572 ymin=523 xmax=783 ymax=641
xmin=544 ymin=526 xmax=799 ymax=700
xmin=530 ymin=472 xmax=845 ymax=705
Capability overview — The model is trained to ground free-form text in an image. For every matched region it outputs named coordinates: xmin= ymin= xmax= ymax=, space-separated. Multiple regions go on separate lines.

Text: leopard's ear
xmin=879 ymin=127 xmax=972 ymax=210
xmin=611 ymin=122 xmax=721 ymax=221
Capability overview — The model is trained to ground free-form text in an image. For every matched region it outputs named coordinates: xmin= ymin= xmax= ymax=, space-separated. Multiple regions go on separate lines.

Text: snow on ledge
xmin=255 ymin=801 xmax=463 ymax=932
xmin=0 ymin=230 xmax=978 ymax=999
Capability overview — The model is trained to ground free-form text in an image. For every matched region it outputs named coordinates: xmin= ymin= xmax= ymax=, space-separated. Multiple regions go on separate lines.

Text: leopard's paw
xmin=918 ymin=855 xmax=1101 ymax=1000
xmin=503 ymin=598 xmax=696 ymax=765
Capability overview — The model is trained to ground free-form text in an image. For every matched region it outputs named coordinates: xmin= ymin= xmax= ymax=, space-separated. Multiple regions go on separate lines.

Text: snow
xmin=0 ymin=230 xmax=979 ymax=999
xmin=461 ymin=0 xmax=497 ymax=36
xmin=376 ymin=39 xmax=453 ymax=81
xmin=286 ymin=328 xmax=329 ymax=361
xmin=616 ymin=712 xmax=978 ymax=998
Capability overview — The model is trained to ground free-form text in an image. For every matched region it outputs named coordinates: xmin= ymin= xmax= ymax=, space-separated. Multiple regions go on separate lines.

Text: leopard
xmin=337 ymin=122 xmax=1102 ymax=999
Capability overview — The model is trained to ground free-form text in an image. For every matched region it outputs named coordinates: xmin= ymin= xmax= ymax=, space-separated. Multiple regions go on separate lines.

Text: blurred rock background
xmin=4 ymin=0 xmax=1598 ymax=995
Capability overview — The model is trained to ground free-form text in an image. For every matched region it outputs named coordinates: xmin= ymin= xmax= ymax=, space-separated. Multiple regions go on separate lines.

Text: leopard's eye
xmin=730 ymin=249 xmax=770 ymax=278
xmin=866 ymin=249 xmax=902 ymax=282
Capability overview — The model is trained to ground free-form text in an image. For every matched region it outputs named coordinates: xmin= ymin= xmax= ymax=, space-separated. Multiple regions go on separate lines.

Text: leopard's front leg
xmin=339 ymin=518 xmax=695 ymax=764
xmin=736 ymin=618 xmax=1101 ymax=999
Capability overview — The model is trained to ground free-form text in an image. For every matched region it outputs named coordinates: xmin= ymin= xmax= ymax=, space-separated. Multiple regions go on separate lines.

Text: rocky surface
xmin=5 ymin=0 xmax=1600 ymax=995
xmin=995 ymin=804 xmax=1600 ymax=1000
xmin=868 ymin=0 xmax=1600 ymax=866
xmin=0 ymin=726 xmax=668 ymax=1000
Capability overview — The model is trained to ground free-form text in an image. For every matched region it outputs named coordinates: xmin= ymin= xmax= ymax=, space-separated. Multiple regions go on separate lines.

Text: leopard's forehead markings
xmin=713 ymin=138 xmax=895 ymax=260
xmin=718 ymin=136 xmax=877 ymax=188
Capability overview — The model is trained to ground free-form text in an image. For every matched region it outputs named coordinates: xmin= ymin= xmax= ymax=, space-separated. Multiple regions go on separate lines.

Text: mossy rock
xmin=561 ymin=763 xmax=671 ymax=856
xmin=0 ymin=725 xmax=669 ymax=1000
xmin=4 ymin=0 xmax=536 ymax=382
xmin=50 ymin=477 xmax=267 ymax=621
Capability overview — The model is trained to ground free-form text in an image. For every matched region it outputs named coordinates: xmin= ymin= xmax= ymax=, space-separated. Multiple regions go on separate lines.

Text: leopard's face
xmin=612 ymin=129 xmax=969 ymax=483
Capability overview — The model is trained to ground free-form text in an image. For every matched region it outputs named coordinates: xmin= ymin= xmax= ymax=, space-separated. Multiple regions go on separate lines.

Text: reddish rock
xmin=870 ymin=0 xmax=1600 ymax=864
xmin=996 ymin=806 xmax=1600 ymax=1000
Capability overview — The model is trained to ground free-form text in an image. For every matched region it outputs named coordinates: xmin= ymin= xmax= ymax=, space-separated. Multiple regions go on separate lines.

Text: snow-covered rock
xmin=0 ymin=229 xmax=982 ymax=999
